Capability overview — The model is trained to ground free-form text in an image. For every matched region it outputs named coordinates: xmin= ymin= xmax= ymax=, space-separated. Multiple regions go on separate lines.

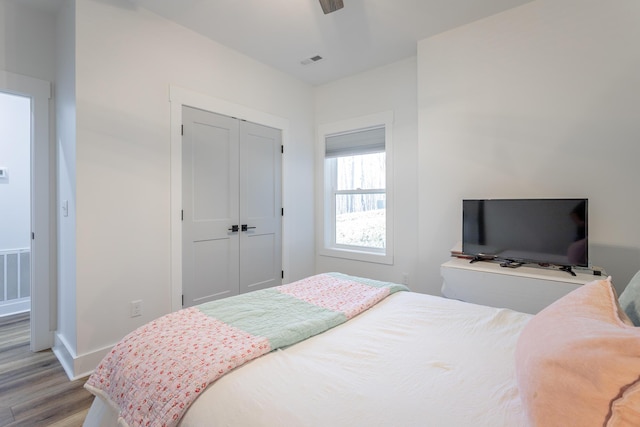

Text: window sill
xmin=318 ymin=247 xmax=394 ymax=265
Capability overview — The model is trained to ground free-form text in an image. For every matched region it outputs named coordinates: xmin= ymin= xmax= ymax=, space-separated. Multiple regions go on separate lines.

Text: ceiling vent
xmin=301 ymin=55 xmax=324 ymax=66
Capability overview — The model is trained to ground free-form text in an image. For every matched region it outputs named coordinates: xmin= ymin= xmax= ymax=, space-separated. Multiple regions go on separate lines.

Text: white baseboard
xmin=53 ymin=332 xmax=112 ymax=381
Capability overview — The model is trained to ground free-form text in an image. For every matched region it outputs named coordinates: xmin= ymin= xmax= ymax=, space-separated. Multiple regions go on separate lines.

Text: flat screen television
xmin=462 ymin=198 xmax=588 ymax=268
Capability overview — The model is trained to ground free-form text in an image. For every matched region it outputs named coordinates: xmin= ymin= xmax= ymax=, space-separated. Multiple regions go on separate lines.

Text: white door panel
xmin=240 ymin=122 xmax=282 ymax=294
xmin=192 ymin=127 xmax=232 ymax=221
xmin=183 ymin=107 xmax=239 ymax=307
xmin=242 ymin=234 xmax=277 ymax=292
xmin=192 ymin=239 xmax=234 ymax=303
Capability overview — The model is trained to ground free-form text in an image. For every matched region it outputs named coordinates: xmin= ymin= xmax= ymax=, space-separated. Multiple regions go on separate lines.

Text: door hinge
xmin=281 ymin=145 xmax=284 ymax=154
xmin=31 ymin=232 xmax=35 ymax=240
xmin=281 ymin=270 xmax=284 ymax=279
xmin=182 ymin=295 xmax=184 ymax=306
xmin=181 ymin=210 xmax=184 ymax=221
xmin=181 ymin=124 xmax=184 ymax=136
xmin=281 ymin=208 xmax=284 ymax=216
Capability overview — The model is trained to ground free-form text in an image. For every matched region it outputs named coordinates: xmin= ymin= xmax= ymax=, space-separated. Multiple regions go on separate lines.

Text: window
xmin=318 ymin=112 xmax=393 ymax=264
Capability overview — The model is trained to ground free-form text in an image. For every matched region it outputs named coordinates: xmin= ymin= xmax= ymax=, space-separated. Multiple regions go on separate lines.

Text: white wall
xmin=0 ymin=92 xmax=30 ymax=250
xmin=417 ymin=0 xmax=640 ymax=295
xmin=62 ymin=0 xmax=315 ymax=377
xmin=314 ymin=57 xmax=419 ymax=288
xmin=0 ymin=0 xmax=57 ymax=81
xmin=54 ymin=0 xmax=77 ymax=367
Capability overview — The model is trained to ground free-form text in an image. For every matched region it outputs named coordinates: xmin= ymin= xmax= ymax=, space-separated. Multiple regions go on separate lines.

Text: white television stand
xmin=440 ymin=258 xmax=597 ymax=314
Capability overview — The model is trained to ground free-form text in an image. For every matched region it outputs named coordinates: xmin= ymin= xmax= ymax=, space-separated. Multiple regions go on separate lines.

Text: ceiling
xmin=29 ymin=0 xmax=534 ymax=86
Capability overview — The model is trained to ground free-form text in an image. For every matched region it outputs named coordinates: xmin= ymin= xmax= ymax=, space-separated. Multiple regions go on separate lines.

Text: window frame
xmin=317 ymin=111 xmax=394 ymax=265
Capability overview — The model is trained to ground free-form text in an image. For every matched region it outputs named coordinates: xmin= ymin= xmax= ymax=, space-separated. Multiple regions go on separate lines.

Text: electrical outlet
xmin=131 ymin=300 xmax=143 ymax=317
xmin=402 ymin=273 xmax=409 ymax=285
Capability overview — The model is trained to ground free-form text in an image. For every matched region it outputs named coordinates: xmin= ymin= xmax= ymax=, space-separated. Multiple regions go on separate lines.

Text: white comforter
xmin=84 ymin=291 xmax=531 ymax=427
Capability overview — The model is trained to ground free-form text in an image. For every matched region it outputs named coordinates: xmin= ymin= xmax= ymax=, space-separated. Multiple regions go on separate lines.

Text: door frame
xmin=0 ymin=70 xmax=53 ymax=351
xmin=169 ymin=85 xmax=289 ymax=312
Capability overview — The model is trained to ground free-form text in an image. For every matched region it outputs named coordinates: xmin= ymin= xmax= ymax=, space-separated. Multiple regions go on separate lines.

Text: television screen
xmin=462 ymin=199 xmax=588 ymax=267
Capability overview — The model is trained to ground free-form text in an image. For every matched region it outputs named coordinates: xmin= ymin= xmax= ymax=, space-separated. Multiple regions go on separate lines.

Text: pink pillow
xmin=515 ymin=278 xmax=640 ymax=426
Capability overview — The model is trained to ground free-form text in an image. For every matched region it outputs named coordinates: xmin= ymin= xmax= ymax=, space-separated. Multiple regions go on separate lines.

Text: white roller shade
xmin=325 ymin=126 xmax=385 ymax=158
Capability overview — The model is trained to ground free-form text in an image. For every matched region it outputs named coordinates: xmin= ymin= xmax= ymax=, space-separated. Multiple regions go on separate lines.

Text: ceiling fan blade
xmin=319 ymin=0 xmax=344 ymax=14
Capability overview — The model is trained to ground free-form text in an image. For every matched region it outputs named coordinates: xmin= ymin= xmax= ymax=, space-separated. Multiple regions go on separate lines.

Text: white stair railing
xmin=0 ymin=248 xmax=30 ymax=316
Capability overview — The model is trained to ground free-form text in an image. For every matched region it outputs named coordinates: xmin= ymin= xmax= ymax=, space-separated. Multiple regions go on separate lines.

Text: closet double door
xmin=182 ymin=106 xmax=282 ymax=307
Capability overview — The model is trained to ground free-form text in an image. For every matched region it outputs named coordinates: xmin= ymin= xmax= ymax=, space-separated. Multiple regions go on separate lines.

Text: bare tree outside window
xmin=333 ymin=152 xmax=386 ymax=248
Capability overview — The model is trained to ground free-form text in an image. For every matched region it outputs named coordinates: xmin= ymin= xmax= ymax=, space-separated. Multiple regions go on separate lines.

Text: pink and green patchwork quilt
xmin=85 ymin=272 xmax=408 ymax=427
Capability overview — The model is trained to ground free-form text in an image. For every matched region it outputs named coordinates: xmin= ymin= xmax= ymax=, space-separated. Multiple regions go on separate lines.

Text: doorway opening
xmin=0 ymin=91 xmax=32 ymax=317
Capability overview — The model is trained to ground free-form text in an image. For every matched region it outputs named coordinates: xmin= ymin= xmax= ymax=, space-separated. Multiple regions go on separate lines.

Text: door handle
xmin=241 ymin=224 xmax=256 ymax=232
xmin=228 ymin=225 xmax=239 ymax=232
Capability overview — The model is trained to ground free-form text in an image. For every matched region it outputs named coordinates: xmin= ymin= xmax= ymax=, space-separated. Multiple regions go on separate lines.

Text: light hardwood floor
xmin=0 ymin=312 xmax=93 ymax=426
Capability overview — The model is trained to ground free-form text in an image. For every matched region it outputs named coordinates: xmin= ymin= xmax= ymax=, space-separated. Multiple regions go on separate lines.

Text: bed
xmin=83 ymin=271 xmax=640 ymax=427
